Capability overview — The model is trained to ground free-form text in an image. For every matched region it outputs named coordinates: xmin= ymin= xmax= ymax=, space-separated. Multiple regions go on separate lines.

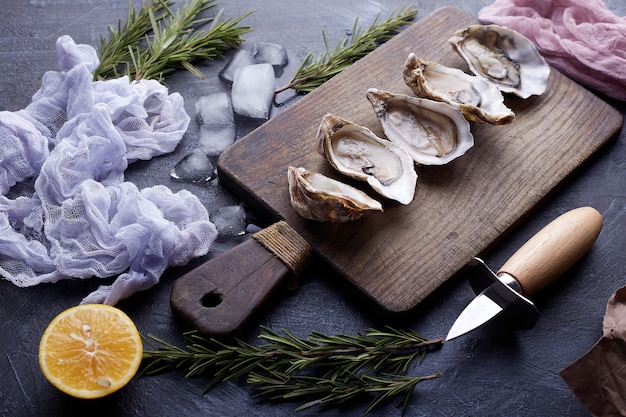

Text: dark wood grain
xmin=217 ymin=7 xmax=623 ymax=313
xmin=171 ymin=238 xmax=292 ymax=335
xmin=2 ymin=1 xmax=625 ymax=416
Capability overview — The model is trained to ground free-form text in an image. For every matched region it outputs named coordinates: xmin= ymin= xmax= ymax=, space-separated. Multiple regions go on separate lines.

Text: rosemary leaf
xmin=275 ymin=5 xmax=417 ymax=94
xmin=141 ymin=326 xmax=443 ymax=414
xmin=93 ymin=0 xmax=253 ymax=82
xmin=247 ymin=371 xmax=442 ymax=415
xmin=94 ymin=0 xmax=172 ymax=80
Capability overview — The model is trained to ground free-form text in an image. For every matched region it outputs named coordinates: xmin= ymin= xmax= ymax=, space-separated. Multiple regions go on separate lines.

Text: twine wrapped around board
xmin=252 ymin=221 xmax=312 ymax=277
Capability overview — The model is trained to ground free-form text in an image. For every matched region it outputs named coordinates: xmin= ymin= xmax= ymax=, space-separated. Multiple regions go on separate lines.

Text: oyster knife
xmin=446 ymin=207 xmax=603 ymax=341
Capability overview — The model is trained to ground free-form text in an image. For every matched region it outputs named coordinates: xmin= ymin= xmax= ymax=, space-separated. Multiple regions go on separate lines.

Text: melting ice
xmin=252 ymin=42 xmax=288 ymax=74
xmin=210 ymin=205 xmax=247 ymax=237
xmin=219 ymin=49 xmax=256 ymax=85
xmin=195 ymin=93 xmax=236 ymax=157
xmin=195 ymin=92 xmax=234 ymax=126
xmin=170 ymin=149 xmax=216 ymax=182
xmin=231 ymin=63 xmax=276 ymax=120
xmin=176 ymin=41 xmax=289 ymax=185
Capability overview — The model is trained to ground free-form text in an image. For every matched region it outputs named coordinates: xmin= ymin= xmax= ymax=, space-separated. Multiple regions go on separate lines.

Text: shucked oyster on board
xmin=449 ymin=24 xmax=550 ymax=99
xmin=366 ymin=88 xmax=474 ymax=165
xmin=403 ymin=53 xmax=514 ymax=125
xmin=287 ymin=166 xmax=383 ymax=222
xmin=317 ymin=114 xmax=417 ymax=205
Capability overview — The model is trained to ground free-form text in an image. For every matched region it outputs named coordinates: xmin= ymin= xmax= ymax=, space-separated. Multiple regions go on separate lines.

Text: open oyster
xmin=449 ymin=24 xmax=550 ymax=99
xmin=287 ymin=166 xmax=382 ymax=222
xmin=316 ymin=114 xmax=417 ymax=205
xmin=366 ymin=88 xmax=474 ymax=165
xmin=403 ymin=53 xmax=514 ymax=125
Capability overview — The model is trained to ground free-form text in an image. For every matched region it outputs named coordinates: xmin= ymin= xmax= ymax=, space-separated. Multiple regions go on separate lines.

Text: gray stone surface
xmin=1 ymin=1 xmax=625 ymax=416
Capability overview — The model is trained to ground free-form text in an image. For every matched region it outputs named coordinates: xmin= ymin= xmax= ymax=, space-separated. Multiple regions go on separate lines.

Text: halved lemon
xmin=38 ymin=304 xmax=143 ymax=399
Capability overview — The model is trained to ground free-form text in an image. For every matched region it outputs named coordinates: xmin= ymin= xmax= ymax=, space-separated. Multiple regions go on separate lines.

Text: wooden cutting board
xmin=216 ymin=7 xmax=622 ymax=313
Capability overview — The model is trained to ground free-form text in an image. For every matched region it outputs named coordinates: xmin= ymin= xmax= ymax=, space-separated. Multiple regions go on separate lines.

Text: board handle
xmin=171 ymin=221 xmax=311 ymax=335
xmin=497 ymin=207 xmax=603 ymax=296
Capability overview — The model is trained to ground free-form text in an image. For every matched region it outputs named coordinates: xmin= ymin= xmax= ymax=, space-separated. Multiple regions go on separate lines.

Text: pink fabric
xmin=479 ymin=0 xmax=626 ymax=101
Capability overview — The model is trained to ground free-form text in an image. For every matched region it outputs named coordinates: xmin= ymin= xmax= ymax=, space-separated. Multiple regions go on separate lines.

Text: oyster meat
xmin=403 ymin=53 xmax=514 ymax=125
xmin=366 ymin=88 xmax=474 ymax=165
xmin=449 ymin=24 xmax=550 ymax=99
xmin=287 ymin=166 xmax=382 ymax=222
xmin=317 ymin=114 xmax=417 ymax=205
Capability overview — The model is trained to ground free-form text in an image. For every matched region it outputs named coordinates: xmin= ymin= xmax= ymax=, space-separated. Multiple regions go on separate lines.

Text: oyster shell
xmin=316 ymin=114 xmax=417 ymax=205
xmin=449 ymin=24 xmax=550 ymax=99
xmin=366 ymin=88 xmax=474 ymax=165
xmin=403 ymin=53 xmax=514 ymax=125
xmin=287 ymin=166 xmax=382 ymax=222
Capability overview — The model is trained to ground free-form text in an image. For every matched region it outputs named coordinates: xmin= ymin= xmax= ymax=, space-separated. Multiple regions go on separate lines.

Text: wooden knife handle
xmin=171 ymin=221 xmax=311 ymax=336
xmin=497 ymin=206 xmax=603 ymax=296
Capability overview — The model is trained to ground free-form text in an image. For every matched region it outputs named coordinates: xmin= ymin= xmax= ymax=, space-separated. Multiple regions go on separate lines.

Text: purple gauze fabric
xmin=0 ymin=36 xmax=218 ymax=305
xmin=479 ymin=0 xmax=626 ymax=101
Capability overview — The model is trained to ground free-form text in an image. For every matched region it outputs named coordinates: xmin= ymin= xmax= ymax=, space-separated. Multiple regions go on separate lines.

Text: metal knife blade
xmin=445 ymin=207 xmax=604 ymax=342
xmin=445 ymin=264 xmax=539 ymax=341
xmin=445 ymin=293 xmax=502 ymax=341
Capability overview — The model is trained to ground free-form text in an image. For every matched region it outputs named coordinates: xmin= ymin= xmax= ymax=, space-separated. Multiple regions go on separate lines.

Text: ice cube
xmin=231 ymin=63 xmax=275 ymax=120
xmin=197 ymin=124 xmax=236 ymax=157
xmin=209 ymin=205 xmax=247 ymax=237
xmin=195 ymin=92 xmax=234 ymax=127
xmin=170 ymin=148 xmax=216 ymax=182
xmin=245 ymin=223 xmax=262 ymax=234
xmin=252 ymin=42 xmax=288 ymax=71
xmin=219 ymin=49 xmax=256 ymax=85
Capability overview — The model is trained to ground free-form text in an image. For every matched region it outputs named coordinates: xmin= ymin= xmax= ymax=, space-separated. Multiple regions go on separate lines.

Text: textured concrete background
xmin=1 ymin=1 xmax=625 ymax=416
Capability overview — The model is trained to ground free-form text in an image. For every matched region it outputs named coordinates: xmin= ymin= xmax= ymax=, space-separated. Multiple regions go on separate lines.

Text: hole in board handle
xmin=201 ymin=292 xmax=223 ymax=308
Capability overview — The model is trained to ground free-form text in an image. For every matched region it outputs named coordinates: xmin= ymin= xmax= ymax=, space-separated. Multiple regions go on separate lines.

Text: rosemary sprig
xmin=248 ymin=371 xmax=442 ymax=414
xmin=94 ymin=0 xmax=172 ymax=80
xmin=142 ymin=326 xmax=443 ymax=415
xmin=275 ymin=5 xmax=417 ymax=94
xmin=93 ymin=0 xmax=253 ymax=82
